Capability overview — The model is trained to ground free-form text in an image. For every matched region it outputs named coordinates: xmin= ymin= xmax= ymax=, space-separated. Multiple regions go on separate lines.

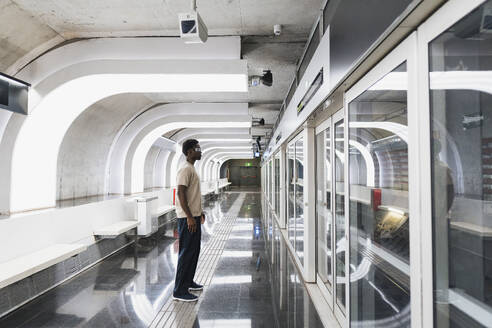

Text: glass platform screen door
xmin=345 ymin=32 xmax=418 ymax=328
xmin=315 ymin=109 xmax=346 ymax=325
xmin=419 ymin=1 xmax=492 ymax=327
xmin=286 ymin=132 xmax=306 ymax=269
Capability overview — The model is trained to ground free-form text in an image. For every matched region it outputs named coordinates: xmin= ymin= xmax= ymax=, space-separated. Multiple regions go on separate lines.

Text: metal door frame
xmin=416 ymin=1 xmax=487 ymax=326
xmin=315 ymin=115 xmax=334 ymax=309
xmin=285 ymin=131 xmax=305 ymax=275
xmin=344 ymin=32 xmax=419 ymax=328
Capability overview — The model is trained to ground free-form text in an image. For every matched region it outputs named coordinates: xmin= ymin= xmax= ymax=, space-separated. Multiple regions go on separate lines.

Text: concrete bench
xmin=93 ymin=220 xmax=139 ymax=238
xmin=0 ymin=243 xmax=87 ymax=289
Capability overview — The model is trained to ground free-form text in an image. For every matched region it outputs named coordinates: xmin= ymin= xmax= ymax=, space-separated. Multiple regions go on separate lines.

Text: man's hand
xmin=201 ymin=213 xmax=205 ymax=224
xmin=187 ymin=216 xmax=197 ymax=233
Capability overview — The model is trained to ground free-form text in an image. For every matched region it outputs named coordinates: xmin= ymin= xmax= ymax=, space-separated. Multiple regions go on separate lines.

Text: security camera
xmin=249 ymin=70 xmax=273 ymax=87
xmin=261 ymin=70 xmax=273 ymax=87
xmin=179 ymin=12 xmax=208 ymax=43
xmin=274 ymin=24 xmax=282 ymax=36
xmin=256 ymin=136 xmax=262 ymax=151
xmin=252 ymin=118 xmax=265 ymax=126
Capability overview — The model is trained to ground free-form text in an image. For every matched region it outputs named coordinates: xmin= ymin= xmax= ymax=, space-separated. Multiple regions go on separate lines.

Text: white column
xmin=303 ymin=127 xmax=316 ymax=282
xmin=279 ymin=144 xmax=287 ymax=229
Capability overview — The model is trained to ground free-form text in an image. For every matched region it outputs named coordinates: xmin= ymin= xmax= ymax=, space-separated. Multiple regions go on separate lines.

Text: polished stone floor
xmin=0 ymin=191 xmax=324 ymax=328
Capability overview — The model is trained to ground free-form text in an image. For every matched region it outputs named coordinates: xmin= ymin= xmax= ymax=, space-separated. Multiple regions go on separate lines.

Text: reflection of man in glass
xmin=433 ymin=139 xmax=455 ymax=214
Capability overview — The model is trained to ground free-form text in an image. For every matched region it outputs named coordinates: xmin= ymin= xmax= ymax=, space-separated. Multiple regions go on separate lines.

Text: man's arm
xmin=177 ymin=184 xmax=197 ymax=233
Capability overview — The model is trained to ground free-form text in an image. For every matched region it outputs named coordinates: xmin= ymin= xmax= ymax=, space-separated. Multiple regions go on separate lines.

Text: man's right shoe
xmin=188 ymin=282 xmax=204 ymax=291
xmin=172 ymin=292 xmax=199 ymax=302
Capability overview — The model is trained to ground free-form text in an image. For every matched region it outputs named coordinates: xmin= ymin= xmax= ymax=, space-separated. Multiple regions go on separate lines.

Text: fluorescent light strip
xmin=199 ymin=138 xmax=252 ymax=142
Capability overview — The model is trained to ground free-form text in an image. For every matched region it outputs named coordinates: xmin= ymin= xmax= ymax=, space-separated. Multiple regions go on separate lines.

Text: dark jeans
xmin=173 ymin=216 xmax=201 ymax=295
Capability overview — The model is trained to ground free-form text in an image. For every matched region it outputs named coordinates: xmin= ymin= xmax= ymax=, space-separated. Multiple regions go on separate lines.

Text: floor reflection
xmin=0 ymin=193 xmax=237 ymax=328
xmin=0 ymin=192 xmax=325 ymax=328
xmin=193 ymin=192 xmax=324 ymax=328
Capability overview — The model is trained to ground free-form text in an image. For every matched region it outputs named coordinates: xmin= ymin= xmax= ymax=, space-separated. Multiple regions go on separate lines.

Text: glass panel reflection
xmin=430 ymin=2 xmax=492 ymax=327
xmin=269 ymin=161 xmax=273 ymax=204
xmin=349 ymin=62 xmax=410 ymax=326
xmin=275 ymin=153 xmax=281 ymax=217
xmin=335 ymin=120 xmax=346 ymax=313
xmin=287 ymin=143 xmax=296 ymax=247
xmin=317 ymin=129 xmax=333 ymax=291
xmin=295 ymin=138 xmax=304 ymax=265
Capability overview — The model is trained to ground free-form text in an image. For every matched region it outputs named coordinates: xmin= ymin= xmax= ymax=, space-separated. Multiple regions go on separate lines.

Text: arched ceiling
xmin=0 ymin=1 xmax=322 ymax=132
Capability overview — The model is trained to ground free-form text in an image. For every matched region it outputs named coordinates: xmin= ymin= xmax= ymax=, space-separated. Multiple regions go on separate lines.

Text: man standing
xmin=173 ymin=139 xmax=205 ymax=302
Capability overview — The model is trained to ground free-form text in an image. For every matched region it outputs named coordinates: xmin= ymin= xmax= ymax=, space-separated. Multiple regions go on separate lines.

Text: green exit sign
xmin=245 ymin=162 xmax=252 ymax=167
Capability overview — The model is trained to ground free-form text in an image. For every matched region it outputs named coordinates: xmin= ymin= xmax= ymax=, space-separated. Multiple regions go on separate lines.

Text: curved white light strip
xmin=204 ymin=152 xmax=253 ymax=180
xmin=15 ymin=37 xmax=241 ymax=88
xmin=349 ymin=122 xmax=408 ymax=143
xmin=169 ymin=134 xmax=251 ymax=188
xmin=196 ymin=143 xmax=252 ymax=176
xmin=339 ymin=139 xmax=375 ymax=187
xmin=202 ymin=146 xmax=252 ymax=153
xmin=200 ymin=150 xmax=253 ymax=179
xmin=112 ymin=104 xmax=249 ymax=194
xmin=171 ymin=137 xmax=252 ymax=188
xmin=11 ymin=73 xmax=247 ymax=212
xmin=335 ymin=149 xmax=345 ymax=164
xmin=198 ymin=138 xmax=253 ymax=142
xmin=131 ymin=122 xmax=251 ymax=193
xmin=370 ymin=70 xmax=492 ymax=96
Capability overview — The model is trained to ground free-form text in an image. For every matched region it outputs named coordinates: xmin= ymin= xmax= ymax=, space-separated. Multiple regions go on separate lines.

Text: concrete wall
xmin=144 ymin=146 xmax=161 ymax=190
xmin=57 ymin=94 xmax=152 ymax=200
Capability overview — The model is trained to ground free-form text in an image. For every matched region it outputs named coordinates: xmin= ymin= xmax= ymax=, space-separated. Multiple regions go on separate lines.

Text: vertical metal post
xmin=303 ymin=126 xmax=316 ymax=282
xmin=279 ymin=144 xmax=287 ymax=229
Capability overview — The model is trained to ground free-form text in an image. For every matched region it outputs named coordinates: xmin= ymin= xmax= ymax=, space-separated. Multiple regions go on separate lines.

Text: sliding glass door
xmin=315 ymin=109 xmax=347 ymax=325
xmin=286 ymin=133 xmax=305 ymax=267
xmin=419 ymin=1 xmax=492 ymax=327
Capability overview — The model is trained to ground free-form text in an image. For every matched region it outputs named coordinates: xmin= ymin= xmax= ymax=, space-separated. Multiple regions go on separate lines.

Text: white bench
xmin=93 ymin=220 xmax=139 ymax=237
xmin=0 ymin=243 xmax=87 ymax=289
xmin=155 ymin=205 xmax=175 ymax=217
xmin=219 ymin=182 xmax=231 ymax=188
xmin=201 ymin=188 xmax=214 ymax=196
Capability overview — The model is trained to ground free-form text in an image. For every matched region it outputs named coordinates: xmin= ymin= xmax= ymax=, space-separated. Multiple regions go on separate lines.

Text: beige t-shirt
xmin=175 ymin=161 xmax=203 ymax=218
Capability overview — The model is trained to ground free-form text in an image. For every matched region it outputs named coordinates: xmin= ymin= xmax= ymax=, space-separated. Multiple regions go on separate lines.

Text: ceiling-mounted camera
xmin=274 ymin=24 xmax=282 ymax=36
xmin=252 ymin=118 xmax=265 ymax=126
xmin=256 ymin=136 xmax=262 ymax=151
xmin=179 ymin=0 xmax=208 ymax=43
xmin=249 ymin=70 xmax=273 ymax=87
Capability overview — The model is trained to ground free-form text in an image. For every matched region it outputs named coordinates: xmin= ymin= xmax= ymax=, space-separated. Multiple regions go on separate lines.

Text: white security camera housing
xmin=274 ymin=24 xmax=282 ymax=36
xmin=179 ymin=12 xmax=208 ymax=43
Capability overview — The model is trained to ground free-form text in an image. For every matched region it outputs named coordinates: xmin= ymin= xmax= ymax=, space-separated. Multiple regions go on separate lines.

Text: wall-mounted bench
xmin=156 ymin=205 xmax=175 ymax=217
xmin=201 ymin=188 xmax=214 ymax=196
xmin=0 ymin=243 xmax=87 ymax=289
xmin=93 ymin=220 xmax=139 ymax=238
xmin=219 ymin=182 xmax=231 ymax=189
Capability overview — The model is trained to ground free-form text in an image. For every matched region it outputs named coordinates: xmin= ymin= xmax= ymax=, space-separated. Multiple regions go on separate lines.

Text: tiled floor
xmin=0 ymin=190 xmax=325 ymax=328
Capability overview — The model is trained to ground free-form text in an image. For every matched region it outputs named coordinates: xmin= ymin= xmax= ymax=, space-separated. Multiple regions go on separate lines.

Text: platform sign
xmin=0 ymin=72 xmax=29 ymax=115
